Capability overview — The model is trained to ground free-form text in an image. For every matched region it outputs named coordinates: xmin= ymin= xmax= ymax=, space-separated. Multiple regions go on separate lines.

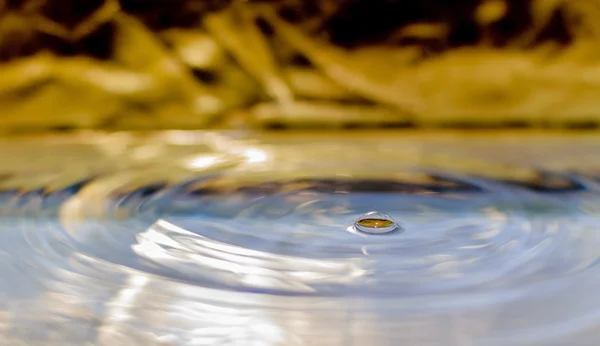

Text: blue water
xmin=2 ymin=135 xmax=600 ymax=345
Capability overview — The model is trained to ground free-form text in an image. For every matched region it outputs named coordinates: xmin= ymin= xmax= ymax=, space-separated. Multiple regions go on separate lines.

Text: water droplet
xmin=353 ymin=211 xmax=400 ymax=234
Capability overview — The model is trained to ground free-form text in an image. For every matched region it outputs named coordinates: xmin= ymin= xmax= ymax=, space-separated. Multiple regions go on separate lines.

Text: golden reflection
xmin=355 ymin=218 xmax=396 ymax=229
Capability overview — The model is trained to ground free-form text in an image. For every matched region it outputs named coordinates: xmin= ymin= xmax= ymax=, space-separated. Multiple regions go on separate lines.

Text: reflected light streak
xmin=131 ymin=219 xmax=368 ymax=293
xmin=188 ymin=155 xmax=220 ymax=169
xmin=99 ymin=274 xmax=150 ymax=341
xmin=244 ymin=148 xmax=268 ymax=164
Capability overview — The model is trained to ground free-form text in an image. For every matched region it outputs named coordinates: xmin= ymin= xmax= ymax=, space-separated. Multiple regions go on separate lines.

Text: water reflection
xmin=1 ymin=132 xmax=600 ymax=345
xmin=353 ymin=211 xmax=400 ymax=234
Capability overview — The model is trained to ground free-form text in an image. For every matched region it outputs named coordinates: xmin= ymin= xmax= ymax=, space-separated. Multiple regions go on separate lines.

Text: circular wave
xmin=2 ymin=142 xmax=600 ymax=345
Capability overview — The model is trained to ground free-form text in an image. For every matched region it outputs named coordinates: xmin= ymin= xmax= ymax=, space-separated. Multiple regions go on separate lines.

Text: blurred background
xmin=0 ymin=0 xmax=598 ymax=132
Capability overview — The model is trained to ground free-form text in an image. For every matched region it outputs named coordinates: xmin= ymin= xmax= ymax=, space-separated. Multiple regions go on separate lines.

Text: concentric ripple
xmin=3 ymin=134 xmax=600 ymax=345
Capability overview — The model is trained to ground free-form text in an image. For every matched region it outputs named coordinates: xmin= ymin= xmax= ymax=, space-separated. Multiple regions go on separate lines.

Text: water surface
xmin=1 ymin=131 xmax=600 ymax=345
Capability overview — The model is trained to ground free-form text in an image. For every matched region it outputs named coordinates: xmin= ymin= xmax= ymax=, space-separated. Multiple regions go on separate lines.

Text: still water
xmin=1 ymin=131 xmax=600 ymax=345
